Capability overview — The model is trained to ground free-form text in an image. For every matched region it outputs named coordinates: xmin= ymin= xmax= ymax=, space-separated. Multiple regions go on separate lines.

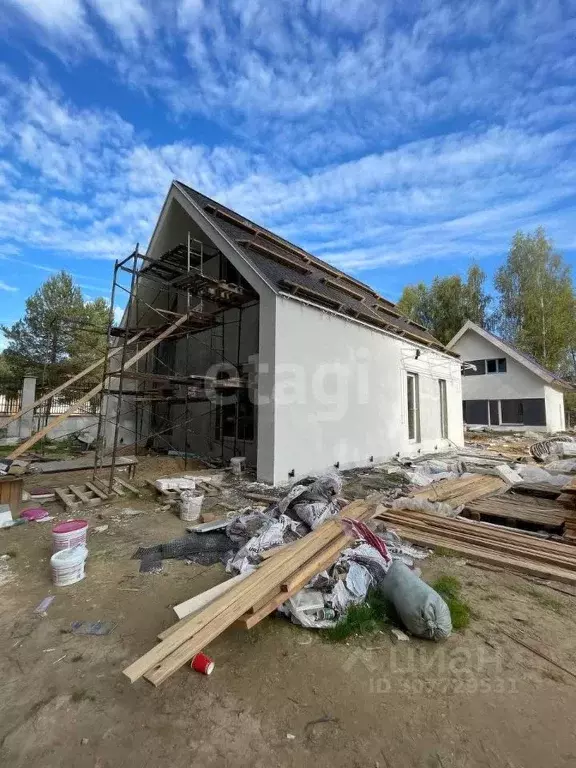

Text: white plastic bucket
xmin=230 ymin=457 xmax=246 ymax=475
xmin=51 ymin=546 xmax=88 ymax=586
xmin=52 ymin=520 xmax=88 ymax=552
xmin=179 ymin=492 xmax=204 ymax=522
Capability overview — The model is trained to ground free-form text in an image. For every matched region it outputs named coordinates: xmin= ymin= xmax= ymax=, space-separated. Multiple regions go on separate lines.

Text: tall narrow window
xmin=407 ymin=373 xmax=420 ymax=442
xmin=439 ymin=379 xmax=448 ymax=438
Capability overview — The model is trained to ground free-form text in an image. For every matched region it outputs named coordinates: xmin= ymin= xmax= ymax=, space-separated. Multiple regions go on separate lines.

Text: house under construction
xmin=97 ymin=181 xmax=464 ymax=485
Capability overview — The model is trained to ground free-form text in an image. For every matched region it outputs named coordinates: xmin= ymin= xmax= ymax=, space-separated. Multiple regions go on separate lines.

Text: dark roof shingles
xmin=177 ymin=182 xmax=446 ymax=350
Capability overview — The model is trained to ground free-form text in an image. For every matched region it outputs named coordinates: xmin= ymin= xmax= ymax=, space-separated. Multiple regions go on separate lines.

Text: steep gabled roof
xmin=447 ymin=320 xmax=575 ymax=391
xmin=174 ymin=182 xmax=452 ymax=354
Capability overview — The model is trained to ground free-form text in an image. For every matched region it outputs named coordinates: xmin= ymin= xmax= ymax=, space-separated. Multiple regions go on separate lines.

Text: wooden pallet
xmin=54 ymin=484 xmax=107 ymax=511
xmin=54 ymin=475 xmax=141 ymax=511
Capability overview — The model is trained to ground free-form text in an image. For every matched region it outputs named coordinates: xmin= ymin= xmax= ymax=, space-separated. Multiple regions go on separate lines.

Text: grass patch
xmin=431 ymin=574 xmax=471 ymax=631
xmin=322 ymin=588 xmax=398 ymax=643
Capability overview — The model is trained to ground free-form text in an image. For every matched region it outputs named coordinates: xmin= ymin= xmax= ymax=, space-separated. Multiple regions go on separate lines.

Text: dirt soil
xmin=1 ymin=462 xmax=576 ymax=767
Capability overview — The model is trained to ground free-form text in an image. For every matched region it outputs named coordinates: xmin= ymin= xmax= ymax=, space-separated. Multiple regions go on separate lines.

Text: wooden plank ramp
xmin=123 ymin=498 xmax=381 ymax=686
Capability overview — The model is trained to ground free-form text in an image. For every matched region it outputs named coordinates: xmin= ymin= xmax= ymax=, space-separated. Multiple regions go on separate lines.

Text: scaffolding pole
xmin=92 ymin=239 xmax=255 ymax=487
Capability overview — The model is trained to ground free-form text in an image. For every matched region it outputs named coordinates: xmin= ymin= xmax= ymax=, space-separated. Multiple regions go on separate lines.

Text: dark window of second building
xmin=463 ymin=359 xmax=486 ymax=376
xmin=501 ymin=399 xmax=524 ymax=424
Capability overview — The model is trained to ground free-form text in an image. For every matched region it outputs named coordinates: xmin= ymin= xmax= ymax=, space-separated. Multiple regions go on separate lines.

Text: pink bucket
xmin=52 ymin=520 xmax=88 ymax=552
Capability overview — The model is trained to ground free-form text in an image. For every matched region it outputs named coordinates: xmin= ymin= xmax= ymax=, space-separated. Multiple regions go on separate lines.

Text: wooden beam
xmin=0 ymin=329 xmax=147 ymax=430
xmin=7 ymin=314 xmax=191 ymax=459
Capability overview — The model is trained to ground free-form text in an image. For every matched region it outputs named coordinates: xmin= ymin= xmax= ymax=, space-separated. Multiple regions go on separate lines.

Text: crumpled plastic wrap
xmin=391 ymin=496 xmax=462 ymax=518
xmin=226 ymin=513 xmax=302 ymax=573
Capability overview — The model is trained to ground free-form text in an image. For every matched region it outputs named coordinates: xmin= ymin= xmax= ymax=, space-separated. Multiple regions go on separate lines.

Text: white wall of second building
xmin=453 ymin=331 xmax=547 ymax=400
xmin=544 ymin=386 xmax=566 ymax=432
xmin=451 ymin=329 xmax=567 ymax=432
xmin=267 ymin=296 xmax=463 ymax=485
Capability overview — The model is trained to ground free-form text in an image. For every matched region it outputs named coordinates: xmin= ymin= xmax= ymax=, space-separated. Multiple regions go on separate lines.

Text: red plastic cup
xmin=191 ymin=652 xmax=215 ymax=675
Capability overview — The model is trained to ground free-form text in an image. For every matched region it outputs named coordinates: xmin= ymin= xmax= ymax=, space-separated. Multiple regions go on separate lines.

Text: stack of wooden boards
xmin=375 ymin=506 xmax=576 ymax=585
xmin=123 ymin=498 xmax=380 ymax=687
xmin=410 ymin=472 xmax=576 ymax=540
xmin=561 ymin=476 xmax=576 ymax=541
xmin=411 ymin=474 xmax=506 ymax=508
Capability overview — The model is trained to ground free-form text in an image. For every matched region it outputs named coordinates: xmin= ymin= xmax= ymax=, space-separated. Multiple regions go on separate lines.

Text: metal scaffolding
xmin=93 ymin=238 xmax=258 ymax=491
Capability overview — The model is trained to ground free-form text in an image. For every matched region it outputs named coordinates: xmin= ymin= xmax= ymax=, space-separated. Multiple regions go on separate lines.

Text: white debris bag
xmin=543 ymin=459 xmax=576 ymax=473
xmin=391 ymin=496 xmax=461 ymax=518
xmin=380 ymin=561 xmax=452 ymax=641
xmin=515 ymin=465 xmax=572 ymax=487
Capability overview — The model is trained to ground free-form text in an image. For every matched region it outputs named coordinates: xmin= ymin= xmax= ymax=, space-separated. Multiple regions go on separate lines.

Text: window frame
xmin=406 ymin=372 xmax=421 ymax=443
xmin=439 ymin=379 xmax=448 ymax=439
xmin=463 ymin=357 xmax=507 ymax=376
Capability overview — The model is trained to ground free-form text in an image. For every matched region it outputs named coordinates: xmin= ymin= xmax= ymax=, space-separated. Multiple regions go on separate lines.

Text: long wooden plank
xmin=280 ymin=530 xmax=359 ymax=592
xmin=173 ymin=572 xmax=251 ymax=620
xmin=136 ymin=530 xmax=341 ymax=682
xmin=124 ymin=501 xmax=373 ymax=683
xmin=0 ymin=330 xmax=146 ymax=429
xmin=8 ymin=315 xmax=190 ymax=459
xmin=377 ymin=511 xmax=576 ymax=571
xmin=380 ymin=524 xmax=576 ymax=585
xmin=139 ymin=501 xmax=379 ymax=686
xmin=31 ymin=455 xmax=137 ymax=474
xmin=380 ymin=508 xmax=576 ymax=555
xmin=464 ymin=500 xmax=566 ymax=527
xmin=238 ymin=544 xmax=350 ymax=630
xmin=158 ymin=574 xmax=253 ymax=640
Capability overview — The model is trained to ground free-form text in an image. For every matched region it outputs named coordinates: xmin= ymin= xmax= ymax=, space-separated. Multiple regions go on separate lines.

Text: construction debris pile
xmin=123 ymin=489 xmax=455 ymax=687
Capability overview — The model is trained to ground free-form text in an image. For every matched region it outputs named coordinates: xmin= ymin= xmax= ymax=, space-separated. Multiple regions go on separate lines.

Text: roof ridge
xmin=175 ymin=180 xmax=393 ymax=305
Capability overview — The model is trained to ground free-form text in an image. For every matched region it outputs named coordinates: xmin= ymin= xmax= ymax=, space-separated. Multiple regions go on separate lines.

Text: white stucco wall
xmin=265 ymin=296 xmax=463 ymax=485
xmin=545 ymin=386 xmax=566 ymax=432
xmin=451 ymin=330 xmax=566 ymax=432
xmin=452 ymin=332 xmax=546 ymax=400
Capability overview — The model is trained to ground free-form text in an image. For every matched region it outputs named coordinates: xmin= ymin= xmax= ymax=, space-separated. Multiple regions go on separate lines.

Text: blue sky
xmin=0 ymin=0 xmax=575 ymax=335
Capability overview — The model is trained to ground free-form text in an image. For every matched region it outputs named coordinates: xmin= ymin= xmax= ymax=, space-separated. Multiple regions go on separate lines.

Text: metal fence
xmin=0 ymin=384 xmax=100 ymax=417
xmin=0 ymin=392 xmax=22 ymax=415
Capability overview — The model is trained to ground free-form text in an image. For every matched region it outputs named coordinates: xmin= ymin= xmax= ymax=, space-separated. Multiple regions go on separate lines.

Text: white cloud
xmin=114 ymin=305 xmax=125 ymax=324
xmin=0 ymin=1 xmax=574 ymax=292
xmin=0 ymin=281 xmax=18 ymax=292
xmin=3 ymin=0 xmax=89 ymax=34
xmin=87 ymin=0 xmax=152 ymax=47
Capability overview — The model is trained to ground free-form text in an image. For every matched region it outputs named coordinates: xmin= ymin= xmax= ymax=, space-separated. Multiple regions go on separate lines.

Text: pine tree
xmin=1 ymin=272 xmax=109 ymax=389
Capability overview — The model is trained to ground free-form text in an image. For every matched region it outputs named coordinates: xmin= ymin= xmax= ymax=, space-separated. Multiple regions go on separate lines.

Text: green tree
xmin=1 ymin=272 xmax=109 ymax=390
xmin=494 ymin=228 xmax=576 ymax=370
xmin=67 ymin=297 xmax=110 ymax=380
xmin=397 ymin=264 xmax=492 ymax=344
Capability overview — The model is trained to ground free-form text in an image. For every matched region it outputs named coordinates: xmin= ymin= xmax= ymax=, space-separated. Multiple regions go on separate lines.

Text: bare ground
xmin=1 ymin=462 xmax=576 ymax=767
